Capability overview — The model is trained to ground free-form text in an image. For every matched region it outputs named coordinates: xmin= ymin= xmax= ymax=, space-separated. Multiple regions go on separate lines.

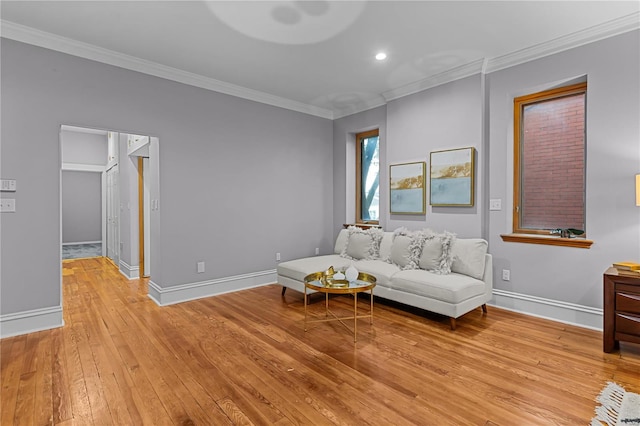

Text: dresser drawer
xmin=615 ymin=313 xmax=640 ymax=336
xmin=616 ymin=292 xmax=640 ymax=314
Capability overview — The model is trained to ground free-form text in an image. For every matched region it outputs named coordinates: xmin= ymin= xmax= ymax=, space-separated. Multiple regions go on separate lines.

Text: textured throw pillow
xmin=341 ymin=226 xmax=384 ymax=260
xmin=451 ymin=238 xmax=488 ymax=280
xmin=418 ymin=229 xmax=456 ymax=274
xmin=387 ymin=228 xmax=423 ymax=270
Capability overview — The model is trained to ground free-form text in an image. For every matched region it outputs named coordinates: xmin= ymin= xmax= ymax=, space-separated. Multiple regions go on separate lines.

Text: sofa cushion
xmin=451 ymin=238 xmax=488 ymax=280
xmin=353 ymin=260 xmax=401 ymax=287
xmin=390 ymin=269 xmax=485 ymax=304
xmin=418 ymin=229 xmax=456 ymax=274
xmin=277 ymin=255 xmax=352 ymax=283
xmin=341 ymin=226 xmax=384 ymax=260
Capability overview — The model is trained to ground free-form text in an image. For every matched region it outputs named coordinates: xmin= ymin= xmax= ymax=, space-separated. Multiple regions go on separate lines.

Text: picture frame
xmin=390 ymin=161 xmax=426 ymax=214
xmin=430 ymin=147 xmax=475 ymax=207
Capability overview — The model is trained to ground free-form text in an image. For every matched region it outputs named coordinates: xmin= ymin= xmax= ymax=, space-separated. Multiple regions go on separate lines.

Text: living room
xmin=0 ymin=1 xmax=639 ymax=424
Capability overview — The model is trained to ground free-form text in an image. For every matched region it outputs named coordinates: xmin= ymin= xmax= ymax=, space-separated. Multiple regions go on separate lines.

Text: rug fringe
xmin=592 ymin=382 xmax=626 ymax=426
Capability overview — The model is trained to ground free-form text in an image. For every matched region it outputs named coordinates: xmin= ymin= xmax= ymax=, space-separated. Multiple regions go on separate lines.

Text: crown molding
xmin=382 ymin=59 xmax=485 ymax=103
xmin=332 ymin=97 xmax=388 ymax=120
xmin=0 ymin=20 xmax=334 ymax=120
xmin=485 ymin=12 xmax=640 ymax=74
xmin=2 ymin=12 xmax=638 ymax=121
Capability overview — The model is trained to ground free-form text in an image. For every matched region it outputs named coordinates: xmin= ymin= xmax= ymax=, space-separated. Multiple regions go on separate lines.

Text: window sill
xmin=500 ymin=234 xmax=593 ymax=249
xmin=344 ymin=223 xmax=381 ymax=230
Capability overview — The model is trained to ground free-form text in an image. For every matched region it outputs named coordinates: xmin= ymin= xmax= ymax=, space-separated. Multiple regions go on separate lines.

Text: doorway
xmin=60 ymin=125 xmax=159 ymax=282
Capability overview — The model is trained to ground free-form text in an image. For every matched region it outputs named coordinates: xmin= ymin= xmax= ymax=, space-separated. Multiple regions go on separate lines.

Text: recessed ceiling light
xmin=375 ymin=52 xmax=387 ymax=61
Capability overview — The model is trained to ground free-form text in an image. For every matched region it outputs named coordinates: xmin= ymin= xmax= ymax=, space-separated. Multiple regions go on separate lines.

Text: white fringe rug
xmin=591 ymin=382 xmax=640 ymax=426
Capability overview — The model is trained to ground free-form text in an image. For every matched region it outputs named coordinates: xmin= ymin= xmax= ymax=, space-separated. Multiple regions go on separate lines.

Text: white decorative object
xmin=333 ymin=272 xmax=345 ymax=280
xmin=345 ymin=265 xmax=359 ymax=282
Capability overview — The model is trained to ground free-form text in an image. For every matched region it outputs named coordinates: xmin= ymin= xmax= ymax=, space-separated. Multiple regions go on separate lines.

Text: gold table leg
xmin=354 ymin=292 xmax=358 ymax=342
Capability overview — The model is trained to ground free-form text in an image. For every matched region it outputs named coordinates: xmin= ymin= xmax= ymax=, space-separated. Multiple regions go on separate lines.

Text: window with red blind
xmin=513 ymin=82 xmax=586 ymax=235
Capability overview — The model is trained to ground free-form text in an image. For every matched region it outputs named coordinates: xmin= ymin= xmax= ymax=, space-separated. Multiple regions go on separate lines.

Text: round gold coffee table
xmin=303 ymin=271 xmax=377 ymax=342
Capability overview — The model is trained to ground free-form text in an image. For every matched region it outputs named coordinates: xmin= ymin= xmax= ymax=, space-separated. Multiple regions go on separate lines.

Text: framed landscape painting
xmin=430 ymin=147 xmax=475 ymax=206
xmin=390 ymin=161 xmax=426 ymax=214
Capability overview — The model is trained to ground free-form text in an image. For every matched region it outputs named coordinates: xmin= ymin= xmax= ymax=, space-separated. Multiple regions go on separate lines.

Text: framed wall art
xmin=390 ymin=161 xmax=426 ymax=214
xmin=430 ymin=147 xmax=475 ymax=207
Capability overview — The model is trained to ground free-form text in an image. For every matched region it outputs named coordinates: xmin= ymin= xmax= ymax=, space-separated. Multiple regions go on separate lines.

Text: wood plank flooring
xmin=1 ymin=257 xmax=639 ymax=425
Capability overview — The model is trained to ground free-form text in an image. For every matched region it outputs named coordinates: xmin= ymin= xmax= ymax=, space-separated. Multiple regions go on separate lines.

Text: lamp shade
xmin=636 ymin=174 xmax=640 ymax=206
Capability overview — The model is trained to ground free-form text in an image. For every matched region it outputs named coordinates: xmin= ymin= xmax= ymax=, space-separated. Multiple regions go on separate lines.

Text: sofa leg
xmin=281 ymin=286 xmax=287 ymax=296
xmin=449 ymin=317 xmax=456 ymax=330
xmin=481 ymin=303 xmax=487 ymax=313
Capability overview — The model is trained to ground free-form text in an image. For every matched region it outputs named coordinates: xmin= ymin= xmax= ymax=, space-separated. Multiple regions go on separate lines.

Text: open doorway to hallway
xmin=60 ymin=125 xmax=159 ymax=281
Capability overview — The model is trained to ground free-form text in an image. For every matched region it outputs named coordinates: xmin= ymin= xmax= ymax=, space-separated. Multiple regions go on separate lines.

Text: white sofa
xmin=277 ymin=227 xmax=493 ymax=329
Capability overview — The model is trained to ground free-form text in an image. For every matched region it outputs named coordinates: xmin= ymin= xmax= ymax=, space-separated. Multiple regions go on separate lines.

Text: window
xmin=356 ymin=129 xmax=380 ymax=224
xmin=513 ymin=82 xmax=587 ymax=236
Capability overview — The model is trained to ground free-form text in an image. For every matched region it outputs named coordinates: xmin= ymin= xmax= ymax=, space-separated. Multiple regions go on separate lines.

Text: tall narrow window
xmin=513 ymin=82 xmax=586 ymax=235
xmin=356 ymin=129 xmax=379 ymax=224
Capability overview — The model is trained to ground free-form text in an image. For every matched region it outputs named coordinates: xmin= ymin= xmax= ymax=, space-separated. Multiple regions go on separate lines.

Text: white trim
xmin=62 ymin=162 xmax=106 ymax=172
xmin=489 ymin=289 xmax=603 ymax=331
xmin=0 ymin=21 xmax=334 ymax=120
xmin=119 ymin=260 xmax=140 ymax=280
xmin=148 ymin=269 xmax=277 ymax=306
xmin=382 ymin=59 xmax=485 ymax=103
xmin=1 ymin=12 xmax=636 ymax=121
xmin=485 ymin=12 xmax=640 ymax=74
xmin=61 ymin=124 xmax=108 ymax=136
xmin=0 ymin=306 xmax=64 ymax=338
xmin=62 ymin=240 xmax=102 ymax=246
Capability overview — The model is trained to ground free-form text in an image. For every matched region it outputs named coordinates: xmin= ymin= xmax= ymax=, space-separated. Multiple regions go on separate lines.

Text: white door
xmin=106 ymin=165 xmax=120 ymax=265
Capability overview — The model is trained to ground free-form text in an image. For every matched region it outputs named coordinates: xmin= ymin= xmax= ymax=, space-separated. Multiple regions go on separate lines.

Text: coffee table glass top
xmin=304 ymin=271 xmax=376 ymax=294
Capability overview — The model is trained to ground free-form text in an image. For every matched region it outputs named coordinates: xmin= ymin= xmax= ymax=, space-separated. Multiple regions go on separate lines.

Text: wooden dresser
xmin=603 ymin=267 xmax=640 ymax=352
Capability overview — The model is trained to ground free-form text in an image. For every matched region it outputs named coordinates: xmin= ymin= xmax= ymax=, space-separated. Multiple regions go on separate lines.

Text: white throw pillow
xmin=341 ymin=226 xmax=383 ymax=260
xmin=451 ymin=238 xmax=488 ymax=280
xmin=387 ymin=228 xmax=426 ymax=270
xmin=418 ymin=229 xmax=456 ymax=274
xmin=418 ymin=234 xmax=442 ymax=271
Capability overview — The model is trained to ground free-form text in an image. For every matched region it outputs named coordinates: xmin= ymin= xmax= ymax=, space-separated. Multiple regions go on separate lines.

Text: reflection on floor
xmin=62 ymin=243 xmax=102 ymax=260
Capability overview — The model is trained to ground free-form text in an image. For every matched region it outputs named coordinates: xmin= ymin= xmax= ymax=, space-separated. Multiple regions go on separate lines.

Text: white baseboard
xmin=119 ymin=260 xmax=140 ymax=280
xmin=148 ymin=269 xmax=277 ymax=306
xmin=62 ymin=240 xmax=102 ymax=246
xmin=0 ymin=305 xmax=64 ymax=338
xmin=490 ymin=289 xmax=603 ymax=331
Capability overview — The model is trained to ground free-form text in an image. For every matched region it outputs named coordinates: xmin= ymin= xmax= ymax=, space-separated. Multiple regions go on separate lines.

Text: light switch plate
xmin=489 ymin=199 xmax=502 ymax=211
xmin=1 ymin=179 xmax=16 ymax=192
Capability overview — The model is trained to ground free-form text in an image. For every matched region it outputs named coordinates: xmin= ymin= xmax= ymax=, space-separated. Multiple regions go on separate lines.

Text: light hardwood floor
xmin=1 ymin=257 xmax=639 ymax=425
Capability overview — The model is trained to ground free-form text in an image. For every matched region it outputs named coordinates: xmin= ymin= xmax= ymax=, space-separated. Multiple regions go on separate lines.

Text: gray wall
xmin=0 ymin=38 xmax=332 ymax=316
xmin=333 ymin=31 xmax=639 ymax=315
xmin=386 ymin=74 xmax=484 ymax=236
xmin=61 ymin=171 xmax=102 ymax=243
xmin=61 ymin=130 xmax=108 ymax=165
xmin=487 ymin=30 xmax=640 ymax=309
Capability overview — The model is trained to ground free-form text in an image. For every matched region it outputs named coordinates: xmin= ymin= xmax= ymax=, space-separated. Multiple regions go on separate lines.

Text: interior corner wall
xmin=0 ymin=38 xmax=332 ymax=325
xmin=487 ymin=30 xmax=640 ymax=315
xmin=386 ymin=74 xmax=484 ymax=236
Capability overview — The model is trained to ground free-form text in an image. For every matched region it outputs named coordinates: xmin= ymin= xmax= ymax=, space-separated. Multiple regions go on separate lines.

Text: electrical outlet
xmin=502 ymin=269 xmax=510 ymax=281
xmin=276 ymin=252 xmax=281 ymax=261
xmin=197 ymin=261 xmax=205 ymax=273
xmin=0 ymin=198 xmax=16 ymax=212
xmin=315 ymin=248 xmax=320 ymax=255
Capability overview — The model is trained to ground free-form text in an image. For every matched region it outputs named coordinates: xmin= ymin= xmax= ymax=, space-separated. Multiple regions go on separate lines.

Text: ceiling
xmin=1 ymin=1 xmax=639 ymax=119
